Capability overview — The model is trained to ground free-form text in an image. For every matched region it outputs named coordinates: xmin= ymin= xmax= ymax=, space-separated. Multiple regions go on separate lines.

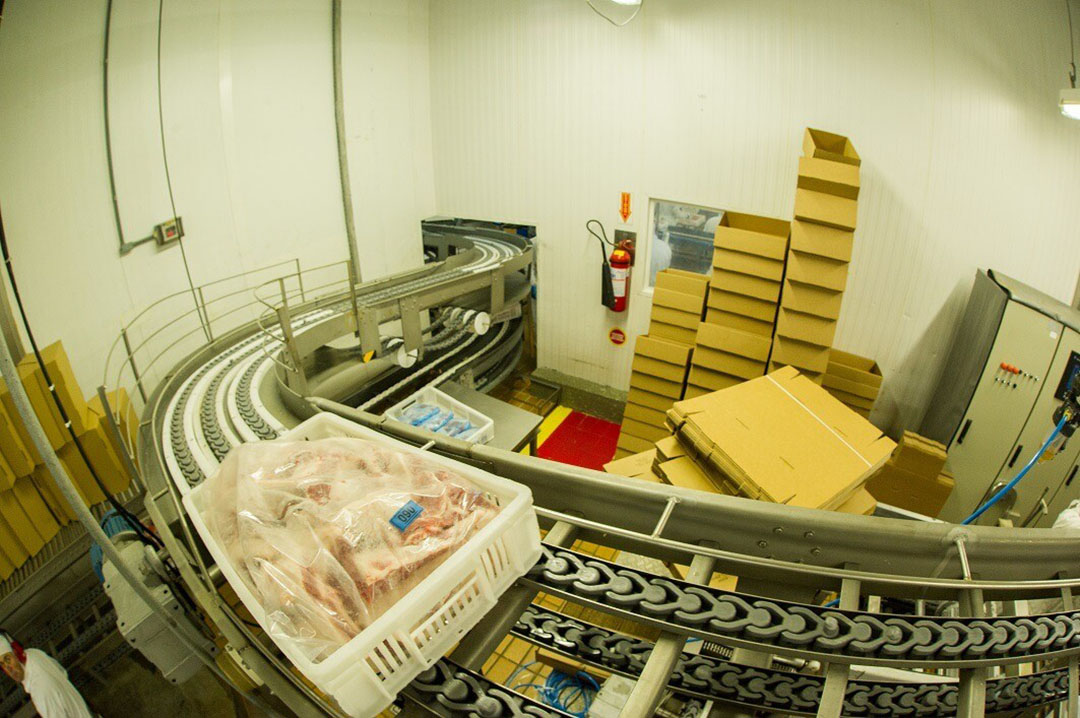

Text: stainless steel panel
xmin=978 ymin=328 xmax=1080 ymax=526
xmin=938 ymin=302 xmax=1062 ymax=522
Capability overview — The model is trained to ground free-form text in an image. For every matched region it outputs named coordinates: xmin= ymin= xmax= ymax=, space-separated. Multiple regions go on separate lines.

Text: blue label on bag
xmin=390 ymin=500 xmax=423 ymax=532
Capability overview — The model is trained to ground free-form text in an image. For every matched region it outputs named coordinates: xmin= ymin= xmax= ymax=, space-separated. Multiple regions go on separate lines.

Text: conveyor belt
xmin=511 ymin=604 xmax=1069 ymax=717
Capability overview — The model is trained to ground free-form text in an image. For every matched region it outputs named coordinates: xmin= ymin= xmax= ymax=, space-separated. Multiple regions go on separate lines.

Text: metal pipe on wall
xmin=332 ymin=0 xmax=362 ymax=285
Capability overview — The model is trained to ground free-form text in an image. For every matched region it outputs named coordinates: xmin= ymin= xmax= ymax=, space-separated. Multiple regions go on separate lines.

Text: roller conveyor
xmin=124 ymin=222 xmax=1080 ymax=718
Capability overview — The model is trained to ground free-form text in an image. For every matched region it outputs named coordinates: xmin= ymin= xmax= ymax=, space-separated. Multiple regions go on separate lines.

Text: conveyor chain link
xmin=404 ymin=657 xmax=567 ymax=718
xmin=525 ymin=544 xmax=1080 ymax=666
xmin=509 ymin=604 xmax=1069 ymax=716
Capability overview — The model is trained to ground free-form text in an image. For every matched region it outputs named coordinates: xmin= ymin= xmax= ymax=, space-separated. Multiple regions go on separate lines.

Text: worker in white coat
xmin=0 ymin=631 xmax=92 ymax=718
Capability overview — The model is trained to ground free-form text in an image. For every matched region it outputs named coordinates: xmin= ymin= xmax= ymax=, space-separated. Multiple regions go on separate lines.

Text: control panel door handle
xmin=1007 ymin=445 xmax=1024 ymax=469
xmin=957 ymin=419 xmax=973 ymax=445
xmin=1066 ymin=466 xmax=1079 ymax=487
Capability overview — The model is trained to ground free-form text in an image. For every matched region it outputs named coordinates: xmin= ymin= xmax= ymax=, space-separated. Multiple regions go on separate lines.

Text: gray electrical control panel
xmin=921 ymin=270 xmax=1080 ymax=525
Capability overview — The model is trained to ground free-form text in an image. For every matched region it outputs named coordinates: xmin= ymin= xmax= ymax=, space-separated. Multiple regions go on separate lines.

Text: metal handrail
xmin=103 ymin=257 xmax=353 ymax=418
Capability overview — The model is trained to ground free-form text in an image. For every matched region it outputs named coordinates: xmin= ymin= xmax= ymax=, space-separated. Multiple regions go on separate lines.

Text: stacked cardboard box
xmin=823 ymin=349 xmax=883 ymax=418
xmin=694 ymin=213 xmax=788 ymax=398
xmin=616 ymin=269 xmax=708 ymax=459
xmin=0 ymin=343 xmax=136 ymax=578
xmin=648 ymin=269 xmax=709 ymax=346
xmin=771 ymin=129 xmax=860 ymax=384
xmin=617 ymin=335 xmax=692 ymax=459
xmin=667 ymin=367 xmax=894 ymax=510
xmin=688 ymin=322 xmax=773 ymax=400
xmin=866 ymin=432 xmax=954 ymax=518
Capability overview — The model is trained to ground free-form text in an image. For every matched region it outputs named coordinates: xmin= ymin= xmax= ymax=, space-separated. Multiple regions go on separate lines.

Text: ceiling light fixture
xmin=586 ymin=0 xmax=643 ymax=27
xmin=1064 ymin=0 xmax=1079 ymax=119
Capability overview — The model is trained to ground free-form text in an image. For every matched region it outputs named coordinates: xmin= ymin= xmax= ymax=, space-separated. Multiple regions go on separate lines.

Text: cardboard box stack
xmin=648 ymin=269 xmax=709 ymax=346
xmin=616 ymin=269 xmax=708 ymax=459
xmin=0 ymin=342 xmax=136 ymax=579
xmin=866 ymin=432 xmax=954 ymax=518
xmin=666 ymin=367 xmax=894 ymax=510
xmin=823 ymin=349 xmax=883 ymax=418
xmin=771 ymin=129 xmax=861 ymax=384
xmin=693 ymin=213 xmax=789 ymax=399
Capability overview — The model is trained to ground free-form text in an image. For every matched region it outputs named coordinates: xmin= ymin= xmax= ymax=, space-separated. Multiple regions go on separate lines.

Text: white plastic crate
xmin=387 ymin=385 xmax=495 ymax=444
xmin=183 ymin=412 xmax=541 ymax=717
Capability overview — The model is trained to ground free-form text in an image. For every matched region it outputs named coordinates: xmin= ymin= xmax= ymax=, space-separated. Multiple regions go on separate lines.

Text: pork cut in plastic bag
xmin=193 ymin=437 xmax=500 ymax=663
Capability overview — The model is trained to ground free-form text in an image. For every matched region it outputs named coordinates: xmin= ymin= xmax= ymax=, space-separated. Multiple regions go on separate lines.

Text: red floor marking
xmin=536 ymin=411 xmax=620 ymax=470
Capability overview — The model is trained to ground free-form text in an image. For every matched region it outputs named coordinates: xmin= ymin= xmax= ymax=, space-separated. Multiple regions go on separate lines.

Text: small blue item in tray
xmin=419 ymin=408 xmax=454 ymax=432
xmin=438 ymin=417 xmax=473 ymax=438
xmin=400 ymin=403 xmax=440 ymax=426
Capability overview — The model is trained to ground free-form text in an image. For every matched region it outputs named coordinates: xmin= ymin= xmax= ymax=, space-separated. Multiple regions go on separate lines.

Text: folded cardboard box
xmin=867 ymin=465 xmax=954 ymax=518
xmin=696 ymin=322 xmax=771 ymax=362
xmin=648 ymin=320 xmax=698 ymax=346
xmin=779 ymin=279 xmax=844 ymax=320
xmin=655 ymin=268 xmax=709 ymax=298
xmin=713 ymin=212 xmax=790 ymax=259
xmin=653 ymin=287 xmax=706 ymax=316
xmin=774 ymin=308 xmax=838 ymax=348
xmin=632 ymin=355 xmax=688 ymax=383
xmin=794 ymin=189 xmax=858 ymax=231
xmin=769 ymin=361 xmax=823 ymax=385
xmin=836 ymin=487 xmax=877 ymax=516
xmin=630 ymin=371 xmax=684 ymax=400
xmin=704 ymin=308 xmax=773 ymax=337
xmin=688 ymin=365 xmax=746 ymax=392
xmin=797 ymin=156 xmax=860 ymax=200
xmin=770 ymin=336 xmax=831 ymax=375
xmin=707 ymin=289 xmax=778 ymax=322
xmin=0 ymin=401 xmax=34 ymax=480
xmin=636 ymin=335 xmax=693 ymax=366
xmin=784 ymin=250 xmax=849 ymax=292
xmin=790 ymin=220 xmax=854 ymax=263
xmin=710 ymin=269 xmax=782 ymax=303
xmin=713 ymin=248 xmax=785 ymax=282
xmin=693 ymin=346 xmax=766 ymax=381
xmin=627 ymin=386 xmax=676 ymax=412
xmin=617 ymin=432 xmax=654 ymax=455
xmin=826 ymin=350 xmax=883 ymax=397
xmin=803 ymin=128 xmax=861 ymax=167
xmin=623 ymin=402 xmax=669 ymax=428
xmin=666 ymin=367 xmax=894 ymax=509
xmin=620 ymin=417 xmax=669 ymax=443
xmin=656 ymin=456 xmax=726 ymax=494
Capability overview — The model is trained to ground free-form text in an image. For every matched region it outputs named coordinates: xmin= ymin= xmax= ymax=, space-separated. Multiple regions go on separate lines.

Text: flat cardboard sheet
xmin=649 ymin=320 xmax=697 ymax=346
xmin=667 ymin=367 xmax=894 ymax=509
xmin=630 ymin=371 xmax=684 ymax=399
xmin=604 ymin=450 xmax=657 ymax=478
xmin=632 ymin=355 xmax=689 ymax=383
xmin=627 ymin=386 xmax=677 ymax=412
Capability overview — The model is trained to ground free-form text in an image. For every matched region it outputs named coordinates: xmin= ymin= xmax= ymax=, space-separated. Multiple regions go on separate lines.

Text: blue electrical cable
xmin=961 ymin=415 xmax=1069 ymax=526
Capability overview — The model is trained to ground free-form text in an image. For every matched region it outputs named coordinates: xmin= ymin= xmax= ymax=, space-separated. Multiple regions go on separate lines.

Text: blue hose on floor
xmin=960 ymin=415 xmax=1068 ymax=526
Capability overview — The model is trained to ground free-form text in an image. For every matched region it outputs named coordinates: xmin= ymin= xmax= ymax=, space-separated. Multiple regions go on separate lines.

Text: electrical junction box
xmin=153 ymin=217 xmax=183 ymax=246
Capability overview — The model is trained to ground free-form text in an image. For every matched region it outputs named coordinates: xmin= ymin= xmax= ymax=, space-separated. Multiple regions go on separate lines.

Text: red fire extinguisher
xmin=608 ymin=248 xmax=631 ymax=312
xmin=587 ymin=220 xmax=631 ymax=313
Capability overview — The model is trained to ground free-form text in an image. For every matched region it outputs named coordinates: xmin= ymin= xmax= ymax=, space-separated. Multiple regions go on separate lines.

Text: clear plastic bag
xmin=193 ymin=437 xmax=500 ymax=663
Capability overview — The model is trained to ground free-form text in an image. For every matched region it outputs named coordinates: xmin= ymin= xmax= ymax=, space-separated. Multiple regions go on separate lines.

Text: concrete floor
xmin=83 ymin=658 xmax=247 ymax=717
